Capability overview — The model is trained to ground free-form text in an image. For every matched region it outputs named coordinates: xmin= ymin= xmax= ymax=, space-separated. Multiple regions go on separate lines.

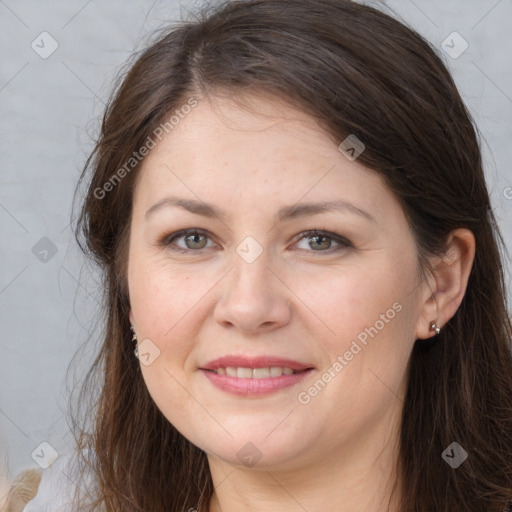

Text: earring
xmin=131 ymin=325 xmax=139 ymax=357
xmin=429 ymin=321 xmax=441 ymax=335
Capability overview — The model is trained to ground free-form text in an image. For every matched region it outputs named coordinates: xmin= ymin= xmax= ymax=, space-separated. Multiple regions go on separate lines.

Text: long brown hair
xmin=70 ymin=0 xmax=512 ymax=510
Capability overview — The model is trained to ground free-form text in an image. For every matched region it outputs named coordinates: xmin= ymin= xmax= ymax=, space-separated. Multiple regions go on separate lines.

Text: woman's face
xmin=128 ymin=92 xmax=429 ymax=471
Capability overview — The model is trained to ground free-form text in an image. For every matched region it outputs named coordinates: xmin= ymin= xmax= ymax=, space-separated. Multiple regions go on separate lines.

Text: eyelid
xmin=162 ymin=228 xmax=217 ymax=252
xmin=291 ymin=230 xmax=352 ymax=252
xmin=161 ymin=228 xmax=352 ymax=254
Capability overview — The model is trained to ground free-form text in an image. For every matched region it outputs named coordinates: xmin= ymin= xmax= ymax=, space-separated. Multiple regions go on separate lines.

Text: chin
xmin=195 ymin=429 xmax=313 ymax=471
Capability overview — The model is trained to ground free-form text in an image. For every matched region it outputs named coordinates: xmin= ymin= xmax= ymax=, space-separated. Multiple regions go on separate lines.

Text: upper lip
xmin=200 ymin=355 xmax=314 ymax=371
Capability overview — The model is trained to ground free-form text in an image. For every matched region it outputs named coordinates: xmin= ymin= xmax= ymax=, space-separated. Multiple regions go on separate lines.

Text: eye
xmin=160 ymin=228 xmax=352 ymax=254
xmin=292 ymin=230 xmax=352 ymax=253
xmin=163 ymin=229 xmax=215 ymax=253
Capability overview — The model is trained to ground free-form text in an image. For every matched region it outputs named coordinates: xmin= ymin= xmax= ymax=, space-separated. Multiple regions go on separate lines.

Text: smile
xmin=209 ymin=366 xmax=304 ymax=378
xmin=200 ymin=367 xmax=313 ymax=396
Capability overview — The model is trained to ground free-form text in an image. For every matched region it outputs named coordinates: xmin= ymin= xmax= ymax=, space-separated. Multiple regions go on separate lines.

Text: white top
xmin=23 ymin=451 xmax=96 ymax=512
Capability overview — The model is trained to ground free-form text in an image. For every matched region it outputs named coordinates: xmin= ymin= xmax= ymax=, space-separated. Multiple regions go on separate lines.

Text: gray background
xmin=1 ymin=0 xmax=511 ymax=497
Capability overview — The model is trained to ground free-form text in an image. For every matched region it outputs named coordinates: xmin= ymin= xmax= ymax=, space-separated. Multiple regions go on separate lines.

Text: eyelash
xmin=159 ymin=228 xmax=353 ymax=255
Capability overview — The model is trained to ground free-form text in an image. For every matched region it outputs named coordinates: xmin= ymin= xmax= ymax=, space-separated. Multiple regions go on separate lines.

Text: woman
xmin=12 ymin=0 xmax=512 ymax=510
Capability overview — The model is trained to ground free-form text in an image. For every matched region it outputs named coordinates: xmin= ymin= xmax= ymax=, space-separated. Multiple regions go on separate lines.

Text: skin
xmin=127 ymin=91 xmax=475 ymax=512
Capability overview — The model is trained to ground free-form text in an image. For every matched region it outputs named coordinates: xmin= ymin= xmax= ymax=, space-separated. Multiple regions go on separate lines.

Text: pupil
xmin=188 ymin=233 xmax=204 ymax=248
xmin=313 ymin=235 xmax=329 ymax=250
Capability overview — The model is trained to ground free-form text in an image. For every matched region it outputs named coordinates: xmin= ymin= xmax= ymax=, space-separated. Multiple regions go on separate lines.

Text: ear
xmin=415 ymin=228 xmax=475 ymax=340
xmin=129 ymin=309 xmax=135 ymax=327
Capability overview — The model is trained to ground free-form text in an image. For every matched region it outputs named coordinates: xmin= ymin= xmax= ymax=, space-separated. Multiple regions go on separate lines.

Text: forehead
xmin=155 ymin=92 xmax=338 ymax=160
xmin=132 ymin=92 xmax=392 ymax=220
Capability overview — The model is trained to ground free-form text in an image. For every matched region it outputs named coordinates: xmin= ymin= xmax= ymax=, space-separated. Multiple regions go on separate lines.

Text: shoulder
xmin=2 ymin=467 xmax=42 ymax=511
xmin=6 ymin=450 xmax=96 ymax=512
xmin=22 ymin=451 xmax=77 ymax=512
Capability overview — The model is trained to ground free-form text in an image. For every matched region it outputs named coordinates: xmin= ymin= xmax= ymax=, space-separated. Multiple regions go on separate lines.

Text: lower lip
xmin=200 ymin=369 xmax=313 ymax=396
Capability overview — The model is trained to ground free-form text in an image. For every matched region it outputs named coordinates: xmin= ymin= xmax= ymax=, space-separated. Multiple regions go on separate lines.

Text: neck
xmin=207 ymin=403 xmax=403 ymax=512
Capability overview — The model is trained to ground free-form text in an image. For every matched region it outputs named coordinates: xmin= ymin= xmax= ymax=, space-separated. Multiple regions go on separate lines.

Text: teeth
xmin=237 ymin=367 xmax=253 ymax=378
xmin=226 ymin=367 xmax=237 ymax=377
xmin=214 ymin=366 xmax=298 ymax=378
xmin=253 ymin=367 xmax=270 ymax=378
xmin=270 ymin=366 xmax=283 ymax=377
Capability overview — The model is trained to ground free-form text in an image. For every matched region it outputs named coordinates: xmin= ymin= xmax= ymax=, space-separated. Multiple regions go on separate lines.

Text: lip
xmin=199 ymin=355 xmax=315 ymax=397
xmin=200 ymin=355 xmax=314 ymax=371
xmin=200 ymin=368 xmax=313 ymax=396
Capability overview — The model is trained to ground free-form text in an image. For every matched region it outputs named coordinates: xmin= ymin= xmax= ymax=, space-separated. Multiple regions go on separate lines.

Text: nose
xmin=213 ymin=248 xmax=292 ymax=333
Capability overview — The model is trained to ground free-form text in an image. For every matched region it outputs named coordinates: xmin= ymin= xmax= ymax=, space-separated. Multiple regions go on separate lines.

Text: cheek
xmin=297 ymin=256 xmax=416 ymax=392
xmin=131 ymin=263 xmax=206 ymax=427
xmin=295 ymin=257 xmax=410 ymax=345
xmin=129 ymin=254 xmax=205 ymax=340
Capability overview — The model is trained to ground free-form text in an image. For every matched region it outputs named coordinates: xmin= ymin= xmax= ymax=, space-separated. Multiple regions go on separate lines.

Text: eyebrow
xmin=144 ymin=196 xmax=376 ymax=223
